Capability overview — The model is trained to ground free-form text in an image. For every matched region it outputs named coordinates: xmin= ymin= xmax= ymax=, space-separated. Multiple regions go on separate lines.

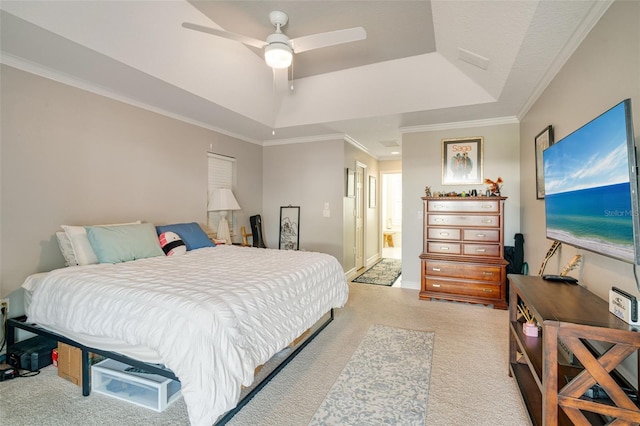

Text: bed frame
xmin=5 ymin=308 xmax=334 ymax=425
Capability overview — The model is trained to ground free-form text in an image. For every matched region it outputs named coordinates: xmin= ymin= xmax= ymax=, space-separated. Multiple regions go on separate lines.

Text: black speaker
xmin=250 ymin=215 xmax=267 ymax=248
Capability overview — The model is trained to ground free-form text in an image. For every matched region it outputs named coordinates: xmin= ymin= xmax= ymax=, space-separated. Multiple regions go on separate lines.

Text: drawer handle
xmin=440 ymin=246 xmax=450 ymax=250
xmin=433 ymin=204 xmax=444 ymax=209
xmin=440 ymin=232 xmax=450 ymax=236
xmin=432 ymin=267 xmax=441 ymax=272
xmin=482 ymin=288 xmax=492 ymax=293
xmin=475 ymin=248 xmax=486 ymax=253
xmin=476 ymin=233 xmax=486 ymax=237
xmin=482 ymin=271 xmax=493 ymax=276
xmin=481 ymin=219 xmax=494 ymax=224
xmin=434 ymin=218 xmax=444 ymax=223
xmin=482 ymin=204 xmax=493 ymax=209
xmin=432 ymin=283 xmax=441 ymax=288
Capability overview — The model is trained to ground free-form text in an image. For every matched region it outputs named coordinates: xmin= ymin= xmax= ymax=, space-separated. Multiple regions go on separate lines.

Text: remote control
xmin=542 ymin=274 xmax=578 ymax=284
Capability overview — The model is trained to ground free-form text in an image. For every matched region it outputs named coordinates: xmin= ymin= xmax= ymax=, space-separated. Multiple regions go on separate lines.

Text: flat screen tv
xmin=543 ymin=99 xmax=640 ymax=264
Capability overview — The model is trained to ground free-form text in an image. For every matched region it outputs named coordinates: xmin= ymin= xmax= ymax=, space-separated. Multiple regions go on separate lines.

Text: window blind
xmin=207 ymin=153 xmax=236 ymax=235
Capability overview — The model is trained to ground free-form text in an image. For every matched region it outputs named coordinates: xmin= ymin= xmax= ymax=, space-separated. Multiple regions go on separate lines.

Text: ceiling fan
xmin=182 ymin=10 xmax=367 ymax=70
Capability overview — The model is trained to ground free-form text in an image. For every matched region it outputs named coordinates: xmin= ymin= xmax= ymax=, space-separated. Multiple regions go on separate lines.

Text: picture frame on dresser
xmin=441 ymin=137 xmax=484 ymax=185
xmin=535 ymin=125 xmax=554 ymax=199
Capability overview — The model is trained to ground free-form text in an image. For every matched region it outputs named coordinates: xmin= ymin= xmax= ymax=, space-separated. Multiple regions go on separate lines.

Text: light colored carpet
xmin=309 ymin=324 xmax=434 ymax=425
xmin=0 ymin=283 xmax=529 ymax=425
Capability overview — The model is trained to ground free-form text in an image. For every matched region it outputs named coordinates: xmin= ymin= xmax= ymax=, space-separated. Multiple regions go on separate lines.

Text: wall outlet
xmin=1 ymin=298 xmax=9 ymax=315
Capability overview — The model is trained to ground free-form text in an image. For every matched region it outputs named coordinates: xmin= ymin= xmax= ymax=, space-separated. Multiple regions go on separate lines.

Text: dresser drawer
xmin=427 ymin=200 xmax=500 ymax=213
xmin=424 ymin=260 xmax=502 ymax=282
xmin=427 ymin=228 xmax=461 ymax=240
xmin=424 ymin=278 xmax=501 ymax=299
xmin=426 ymin=242 xmax=461 ymax=255
xmin=462 ymin=243 xmax=501 ymax=257
xmin=428 ymin=214 xmax=500 ymax=228
xmin=463 ymin=229 xmax=500 ymax=242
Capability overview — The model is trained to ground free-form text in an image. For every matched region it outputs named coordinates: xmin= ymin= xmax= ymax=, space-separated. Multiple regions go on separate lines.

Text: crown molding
xmin=263 ymin=133 xmax=346 ymax=146
xmin=400 ymin=116 xmax=519 ymax=134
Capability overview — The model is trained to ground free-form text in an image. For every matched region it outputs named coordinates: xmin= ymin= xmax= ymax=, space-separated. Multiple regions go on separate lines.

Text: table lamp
xmin=208 ymin=188 xmax=241 ymax=244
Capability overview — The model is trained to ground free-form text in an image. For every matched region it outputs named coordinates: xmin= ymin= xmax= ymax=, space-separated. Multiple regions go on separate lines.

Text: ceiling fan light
xmin=264 ymin=43 xmax=292 ymax=69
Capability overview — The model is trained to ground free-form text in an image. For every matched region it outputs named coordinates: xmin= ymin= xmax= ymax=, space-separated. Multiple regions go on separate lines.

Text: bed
xmin=18 ymin=223 xmax=348 ymax=426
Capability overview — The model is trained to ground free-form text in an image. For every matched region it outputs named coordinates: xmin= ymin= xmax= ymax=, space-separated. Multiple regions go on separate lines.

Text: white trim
xmin=207 ymin=152 xmax=237 ymax=162
xmin=262 ymin=133 xmax=346 ymax=146
xmin=400 ymin=116 xmax=519 ymax=134
xmin=344 ymin=135 xmax=375 ymax=157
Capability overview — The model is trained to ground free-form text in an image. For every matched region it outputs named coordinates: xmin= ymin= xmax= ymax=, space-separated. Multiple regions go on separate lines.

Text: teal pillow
xmin=86 ymin=223 xmax=164 ymax=264
xmin=155 ymin=222 xmax=215 ymax=251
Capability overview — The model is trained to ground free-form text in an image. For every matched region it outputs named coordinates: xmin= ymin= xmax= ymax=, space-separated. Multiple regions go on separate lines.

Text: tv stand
xmin=508 ymin=275 xmax=640 ymax=425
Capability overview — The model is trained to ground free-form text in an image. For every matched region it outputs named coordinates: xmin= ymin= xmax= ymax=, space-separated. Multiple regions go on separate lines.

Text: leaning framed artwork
xmin=279 ymin=205 xmax=300 ymax=250
xmin=441 ymin=137 xmax=483 ymax=185
xmin=535 ymin=125 xmax=554 ymax=199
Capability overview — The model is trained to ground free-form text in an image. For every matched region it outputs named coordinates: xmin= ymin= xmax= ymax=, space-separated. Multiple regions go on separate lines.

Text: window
xmin=207 ymin=153 xmax=236 ymax=236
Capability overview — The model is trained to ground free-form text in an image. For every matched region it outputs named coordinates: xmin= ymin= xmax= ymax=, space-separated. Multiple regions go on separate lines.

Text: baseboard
xmin=399 ymin=280 xmax=419 ymax=290
xmin=366 ymin=254 xmax=380 ymax=267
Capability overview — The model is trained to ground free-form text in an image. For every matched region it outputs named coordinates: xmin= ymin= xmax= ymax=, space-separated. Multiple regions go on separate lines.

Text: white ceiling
xmin=0 ymin=1 xmax=612 ymax=159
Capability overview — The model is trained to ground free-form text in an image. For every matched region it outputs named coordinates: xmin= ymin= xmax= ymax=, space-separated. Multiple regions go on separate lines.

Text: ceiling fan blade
xmin=291 ymin=27 xmax=366 ymax=54
xmin=182 ymin=22 xmax=266 ymax=50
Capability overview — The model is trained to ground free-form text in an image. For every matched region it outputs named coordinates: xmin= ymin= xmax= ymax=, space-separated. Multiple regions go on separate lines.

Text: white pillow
xmin=62 ymin=221 xmax=141 ymax=266
xmin=55 ymin=231 xmax=78 ymax=266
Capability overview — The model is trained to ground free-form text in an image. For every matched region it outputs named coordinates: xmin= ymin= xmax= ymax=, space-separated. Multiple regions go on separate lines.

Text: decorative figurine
xmin=425 ymin=186 xmax=431 ymax=197
xmin=484 ymin=177 xmax=503 ymax=196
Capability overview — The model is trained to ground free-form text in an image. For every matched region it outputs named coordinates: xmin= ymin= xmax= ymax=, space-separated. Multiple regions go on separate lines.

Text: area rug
xmin=352 ymin=258 xmax=402 ymax=286
xmin=309 ymin=324 xmax=434 ymax=425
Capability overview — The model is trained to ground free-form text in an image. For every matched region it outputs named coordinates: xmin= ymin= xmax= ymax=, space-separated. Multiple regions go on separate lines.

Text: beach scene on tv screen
xmin=543 ymin=102 xmax=635 ymax=263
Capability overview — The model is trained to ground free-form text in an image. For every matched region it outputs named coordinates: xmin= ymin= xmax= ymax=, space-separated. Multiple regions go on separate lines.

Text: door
xmin=355 ymin=164 xmax=366 ymax=270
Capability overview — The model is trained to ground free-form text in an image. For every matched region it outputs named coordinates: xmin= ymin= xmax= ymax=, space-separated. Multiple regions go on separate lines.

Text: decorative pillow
xmin=155 ymin=222 xmax=215 ymax=251
xmin=62 ymin=221 xmax=141 ymax=266
xmin=56 ymin=231 xmax=78 ymax=266
xmin=85 ymin=223 xmax=164 ymax=264
xmin=158 ymin=232 xmax=187 ymax=256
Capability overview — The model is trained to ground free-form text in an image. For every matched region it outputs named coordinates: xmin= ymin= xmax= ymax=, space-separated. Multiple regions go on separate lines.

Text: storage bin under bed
xmin=91 ymin=358 xmax=181 ymax=412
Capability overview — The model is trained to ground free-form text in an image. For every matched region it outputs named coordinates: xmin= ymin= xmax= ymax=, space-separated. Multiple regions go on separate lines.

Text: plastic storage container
xmin=91 ymin=358 xmax=181 ymax=412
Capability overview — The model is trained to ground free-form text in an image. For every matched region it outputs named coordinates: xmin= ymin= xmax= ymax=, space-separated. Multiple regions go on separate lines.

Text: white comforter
xmin=25 ymin=245 xmax=348 ymax=425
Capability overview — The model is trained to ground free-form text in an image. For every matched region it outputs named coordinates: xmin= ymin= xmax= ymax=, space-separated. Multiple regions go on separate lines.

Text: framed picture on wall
xmin=535 ymin=125 xmax=554 ymax=199
xmin=441 ymin=137 xmax=483 ymax=185
xmin=279 ymin=205 xmax=300 ymax=250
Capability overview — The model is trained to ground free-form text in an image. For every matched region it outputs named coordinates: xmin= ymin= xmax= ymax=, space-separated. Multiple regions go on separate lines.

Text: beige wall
xmin=402 ymin=123 xmax=521 ymax=289
xmin=0 ymin=65 xmax=263 ymax=298
xmin=262 ymin=140 xmax=344 ymax=261
xmin=520 ymin=0 xmax=640 ymax=301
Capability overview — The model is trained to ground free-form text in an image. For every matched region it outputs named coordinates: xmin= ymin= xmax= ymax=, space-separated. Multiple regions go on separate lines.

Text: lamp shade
xmin=208 ymin=188 xmax=241 ymax=212
xmin=264 ymin=43 xmax=292 ymax=69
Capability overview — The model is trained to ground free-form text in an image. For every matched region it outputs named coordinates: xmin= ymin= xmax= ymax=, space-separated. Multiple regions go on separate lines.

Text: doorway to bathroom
xmin=381 ymin=172 xmax=401 ymax=261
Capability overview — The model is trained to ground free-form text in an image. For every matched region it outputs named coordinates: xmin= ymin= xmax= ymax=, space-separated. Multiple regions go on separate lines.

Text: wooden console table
xmin=508 ymin=275 xmax=640 ymax=425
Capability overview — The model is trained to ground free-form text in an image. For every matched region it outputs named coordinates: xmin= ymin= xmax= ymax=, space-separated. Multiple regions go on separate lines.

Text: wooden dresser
xmin=420 ymin=196 xmax=508 ymax=309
